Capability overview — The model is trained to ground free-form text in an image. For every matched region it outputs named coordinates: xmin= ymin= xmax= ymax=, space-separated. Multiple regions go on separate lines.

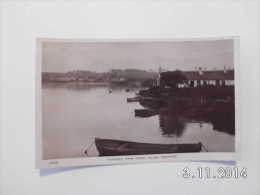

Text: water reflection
xmin=137 ymin=102 xmax=235 ymax=136
xmin=209 ymin=115 xmax=235 ymax=135
xmin=43 ymin=83 xmax=109 ymax=91
xmin=43 ymin=83 xmax=143 ymax=93
xmin=159 ymin=113 xmax=185 ymax=138
xmin=42 ymin=83 xmax=235 ymax=159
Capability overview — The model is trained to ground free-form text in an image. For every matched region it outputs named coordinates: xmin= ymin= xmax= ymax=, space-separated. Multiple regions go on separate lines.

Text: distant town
xmin=42 ymin=68 xmax=159 ymax=86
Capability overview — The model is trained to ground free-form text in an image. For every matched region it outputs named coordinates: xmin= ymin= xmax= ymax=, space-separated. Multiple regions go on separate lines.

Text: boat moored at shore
xmin=93 ymin=138 xmax=203 ymax=156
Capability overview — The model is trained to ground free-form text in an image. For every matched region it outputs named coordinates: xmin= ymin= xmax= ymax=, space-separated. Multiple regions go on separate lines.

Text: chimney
xmin=198 ymin=67 xmax=203 ymax=75
xmin=223 ymin=65 xmax=227 ymax=73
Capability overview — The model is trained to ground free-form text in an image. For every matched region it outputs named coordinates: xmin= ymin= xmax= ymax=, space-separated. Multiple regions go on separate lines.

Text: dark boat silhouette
xmin=134 ymin=109 xmax=161 ymax=118
xmin=94 ymin=138 xmax=202 ymax=156
xmin=135 ymin=98 xmax=171 ymax=117
xmin=139 ymin=98 xmax=170 ymax=110
xmin=127 ymin=98 xmax=141 ymax=102
xmin=127 ymin=95 xmax=143 ymax=102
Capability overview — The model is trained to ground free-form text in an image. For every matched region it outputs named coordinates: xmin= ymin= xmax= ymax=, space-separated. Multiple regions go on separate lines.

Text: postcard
xmin=36 ymin=37 xmax=240 ymax=168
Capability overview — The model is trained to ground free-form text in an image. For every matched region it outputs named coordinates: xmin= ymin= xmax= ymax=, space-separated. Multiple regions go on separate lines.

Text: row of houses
xmin=158 ymin=67 xmax=235 ymax=87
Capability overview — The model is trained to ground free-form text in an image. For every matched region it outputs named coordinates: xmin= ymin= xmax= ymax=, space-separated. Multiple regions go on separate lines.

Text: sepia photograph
xmin=36 ymin=37 xmax=239 ymax=168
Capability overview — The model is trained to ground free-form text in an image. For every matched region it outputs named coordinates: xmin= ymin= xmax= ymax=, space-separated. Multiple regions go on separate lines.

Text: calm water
xmin=42 ymin=83 xmax=235 ymax=160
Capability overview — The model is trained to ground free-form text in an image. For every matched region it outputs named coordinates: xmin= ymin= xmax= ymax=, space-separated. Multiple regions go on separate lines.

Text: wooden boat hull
xmin=140 ymin=98 xmax=170 ymax=110
xmin=95 ymin=138 xmax=202 ymax=156
xmin=127 ymin=98 xmax=142 ymax=102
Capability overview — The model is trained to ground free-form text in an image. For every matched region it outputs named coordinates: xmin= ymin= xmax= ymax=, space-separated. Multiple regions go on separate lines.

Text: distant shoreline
xmin=42 ymin=82 xmax=109 ymax=85
xmin=42 ymin=82 xmax=143 ymax=86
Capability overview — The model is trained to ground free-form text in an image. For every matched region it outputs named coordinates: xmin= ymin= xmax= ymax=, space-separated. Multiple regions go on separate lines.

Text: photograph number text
xmin=183 ymin=167 xmax=247 ymax=179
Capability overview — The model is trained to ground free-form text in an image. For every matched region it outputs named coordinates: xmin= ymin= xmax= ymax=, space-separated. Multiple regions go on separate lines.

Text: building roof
xmin=181 ymin=70 xmax=234 ymax=80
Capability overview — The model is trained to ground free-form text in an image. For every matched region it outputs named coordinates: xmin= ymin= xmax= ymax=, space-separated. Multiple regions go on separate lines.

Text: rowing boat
xmin=94 ymin=138 xmax=202 ymax=156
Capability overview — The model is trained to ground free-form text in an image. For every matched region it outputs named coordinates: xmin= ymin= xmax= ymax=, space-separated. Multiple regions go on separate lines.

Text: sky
xmin=42 ymin=39 xmax=234 ymax=73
